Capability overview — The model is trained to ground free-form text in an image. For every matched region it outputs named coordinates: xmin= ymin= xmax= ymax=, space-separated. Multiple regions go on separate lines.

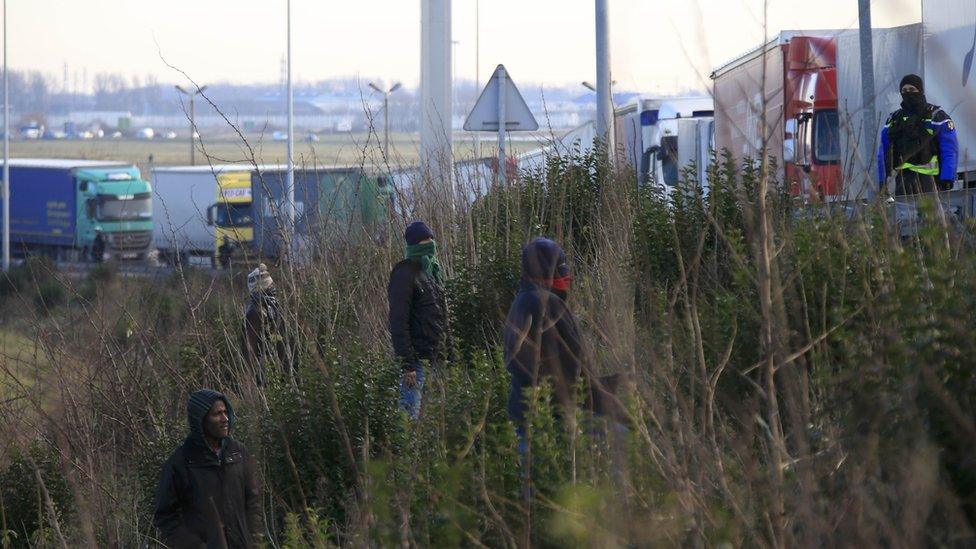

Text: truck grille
xmin=108 ymin=231 xmax=152 ymax=251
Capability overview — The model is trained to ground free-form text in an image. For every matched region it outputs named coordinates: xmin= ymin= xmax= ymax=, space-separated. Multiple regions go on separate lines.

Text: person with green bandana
xmin=388 ymin=221 xmax=451 ymax=419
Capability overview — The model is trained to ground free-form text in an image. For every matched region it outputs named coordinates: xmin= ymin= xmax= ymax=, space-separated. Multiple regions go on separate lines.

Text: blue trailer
xmin=0 ymin=159 xmax=154 ymax=261
xmin=250 ymin=166 xmax=392 ymax=260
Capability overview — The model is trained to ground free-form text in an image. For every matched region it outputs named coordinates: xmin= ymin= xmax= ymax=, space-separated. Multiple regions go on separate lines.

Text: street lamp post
xmin=858 ymin=0 xmax=878 ymax=196
xmin=2 ymin=0 xmax=9 ymax=272
xmin=369 ymin=81 xmax=402 ymax=160
xmin=595 ymin=0 xmax=614 ymax=158
xmin=286 ymin=0 xmax=294 ymax=255
xmin=452 ymin=40 xmax=459 ymax=138
xmin=474 ymin=0 xmax=480 ymax=159
xmin=581 ymin=80 xmax=615 ymax=92
xmin=174 ymin=84 xmax=208 ymax=166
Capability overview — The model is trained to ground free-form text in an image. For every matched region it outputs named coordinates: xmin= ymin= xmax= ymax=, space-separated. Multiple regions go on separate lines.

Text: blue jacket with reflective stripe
xmin=877 ymin=105 xmax=958 ymax=188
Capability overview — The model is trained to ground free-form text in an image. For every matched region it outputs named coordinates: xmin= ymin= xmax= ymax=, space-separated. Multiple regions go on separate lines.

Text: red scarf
xmin=531 ymin=275 xmax=572 ymax=292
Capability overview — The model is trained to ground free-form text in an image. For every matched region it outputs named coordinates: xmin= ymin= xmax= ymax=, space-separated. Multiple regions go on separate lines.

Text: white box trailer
xmin=835 ymin=24 xmax=925 ymax=199
xmin=151 ymin=165 xmax=255 ymax=265
xmin=923 ymin=0 xmax=976 ymax=183
xmin=835 ymin=1 xmax=976 ymax=195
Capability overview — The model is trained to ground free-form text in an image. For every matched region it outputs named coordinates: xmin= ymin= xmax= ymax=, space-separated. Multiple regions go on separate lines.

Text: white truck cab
xmin=614 ymin=96 xmax=715 ymax=190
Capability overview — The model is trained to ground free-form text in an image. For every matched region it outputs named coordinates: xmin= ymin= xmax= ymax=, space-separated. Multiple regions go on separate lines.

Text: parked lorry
xmin=712 ymin=0 xmax=976 ymax=200
xmin=211 ymin=169 xmax=257 ymax=265
xmin=519 ymin=97 xmax=715 ymax=192
xmin=712 ymin=31 xmax=843 ymax=197
xmin=151 ymin=165 xmax=263 ymax=266
xmin=251 ymin=166 xmax=393 ymax=260
xmin=613 ymin=96 xmax=715 ymax=189
xmin=0 ymin=159 xmax=153 ymax=261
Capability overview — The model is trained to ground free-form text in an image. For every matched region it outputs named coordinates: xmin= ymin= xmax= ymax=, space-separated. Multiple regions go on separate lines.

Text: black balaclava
xmin=899 ymin=74 xmax=926 ymax=113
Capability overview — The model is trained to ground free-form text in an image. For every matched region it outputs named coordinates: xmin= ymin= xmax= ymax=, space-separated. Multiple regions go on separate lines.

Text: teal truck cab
xmin=1 ymin=159 xmax=154 ymax=261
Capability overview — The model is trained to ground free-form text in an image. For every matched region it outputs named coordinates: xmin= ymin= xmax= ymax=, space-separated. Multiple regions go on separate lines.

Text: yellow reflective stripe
xmin=895 ymin=155 xmax=940 ymax=175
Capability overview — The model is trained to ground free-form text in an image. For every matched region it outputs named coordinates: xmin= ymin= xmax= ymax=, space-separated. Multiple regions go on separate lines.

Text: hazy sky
xmin=12 ymin=0 xmax=921 ymax=92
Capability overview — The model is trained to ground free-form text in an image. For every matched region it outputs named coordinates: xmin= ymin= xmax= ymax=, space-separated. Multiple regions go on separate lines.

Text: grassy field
xmin=0 ymin=326 xmax=48 ymax=401
xmin=10 ymin=133 xmax=545 ymax=174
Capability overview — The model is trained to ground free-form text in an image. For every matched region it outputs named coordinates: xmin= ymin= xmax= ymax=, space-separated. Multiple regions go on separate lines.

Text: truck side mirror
xmin=85 ymin=199 xmax=96 ymax=219
xmin=206 ymin=204 xmax=215 ymax=226
xmin=783 ymin=138 xmax=796 ymax=163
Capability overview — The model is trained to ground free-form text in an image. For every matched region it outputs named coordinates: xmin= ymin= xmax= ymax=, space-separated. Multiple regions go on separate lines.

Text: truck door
xmin=75 ymin=176 xmax=97 ymax=249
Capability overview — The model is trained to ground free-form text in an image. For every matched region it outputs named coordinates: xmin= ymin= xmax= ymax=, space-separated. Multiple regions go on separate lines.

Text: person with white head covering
xmin=242 ymin=264 xmax=292 ymax=384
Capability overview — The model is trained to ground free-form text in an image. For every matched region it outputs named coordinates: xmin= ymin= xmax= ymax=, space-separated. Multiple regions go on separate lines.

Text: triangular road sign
xmin=464 ymin=64 xmax=539 ymax=132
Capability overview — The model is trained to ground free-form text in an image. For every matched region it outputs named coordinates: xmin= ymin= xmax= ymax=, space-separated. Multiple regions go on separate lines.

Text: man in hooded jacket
xmin=504 ymin=238 xmax=584 ymax=438
xmin=878 ymin=73 xmax=959 ymax=195
xmin=154 ymin=389 xmax=263 ymax=548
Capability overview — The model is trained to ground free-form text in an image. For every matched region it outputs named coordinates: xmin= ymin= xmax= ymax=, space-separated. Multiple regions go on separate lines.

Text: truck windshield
xmin=814 ymin=109 xmax=839 ymax=163
xmin=97 ymin=193 xmax=152 ymax=221
xmin=215 ymin=203 xmax=254 ymax=227
xmin=660 ymin=135 xmax=679 ymax=186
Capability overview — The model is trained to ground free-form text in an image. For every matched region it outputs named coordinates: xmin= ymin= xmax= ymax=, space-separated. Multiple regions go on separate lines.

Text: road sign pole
xmin=497 ymin=66 xmax=507 ymax=186
xmin=464 ymin=64 xmax=537 ymax=181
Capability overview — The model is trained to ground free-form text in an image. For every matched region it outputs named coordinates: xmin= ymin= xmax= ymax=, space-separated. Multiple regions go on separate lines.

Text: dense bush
xmin=1 ymin=150 xmax=976 ymax=546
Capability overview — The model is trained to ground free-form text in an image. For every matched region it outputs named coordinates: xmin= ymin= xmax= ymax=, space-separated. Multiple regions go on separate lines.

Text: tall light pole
xmin=285 ymin=0 xmax=295 ymax=255
xmin=452 ymin=40 xmax=459 ymax=139
xmin=474 ymin=0 xmax=480 ymax=159
xmin=595 ymin=0 xmax=614 ymax=159
xmin=858 ymin=0 xmax=878 ymax=197
xmin=174 ymin=84 xmax=208 ymax=166
xmin=369 ymin=81 xmax=402 ymax=160
xmin=2 ymin=0 xmax=9 ymax=272
xmin=582 ymin=80 xmax=615 ymax=92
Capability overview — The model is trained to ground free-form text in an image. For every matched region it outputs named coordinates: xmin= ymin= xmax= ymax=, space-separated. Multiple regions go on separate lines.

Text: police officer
xmin=878 ymin=74 xmax=959 ymax=195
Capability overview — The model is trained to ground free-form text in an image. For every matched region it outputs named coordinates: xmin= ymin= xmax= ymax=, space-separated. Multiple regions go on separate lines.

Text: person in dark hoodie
xmin=154 ymin=389 xmax=263 ymax=548
xmin=242 ymin=263 xmax=292 ymax=385
xmin=878 ymin=73 xmax=959 ymax=195
xmin=388 ymin=221 xmax=451 ymax=419
xmin=504 ymin=238 xmax=584 ymax=450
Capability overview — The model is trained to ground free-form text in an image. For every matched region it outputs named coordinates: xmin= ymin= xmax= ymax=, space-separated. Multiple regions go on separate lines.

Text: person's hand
xmin=403 ymin=370 xmax=418 ymax=388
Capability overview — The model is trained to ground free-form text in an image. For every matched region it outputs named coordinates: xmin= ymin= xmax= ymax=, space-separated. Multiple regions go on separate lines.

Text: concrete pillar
xmin=420 ymin=0 xmax=453 ymax=194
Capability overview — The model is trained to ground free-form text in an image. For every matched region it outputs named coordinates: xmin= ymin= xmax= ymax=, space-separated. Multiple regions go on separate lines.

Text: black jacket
xmin=154 ymin=438 xmax=262 ymax=548
xmin=504 ymin=281 xmax=584 ymax=423
xmin=242 ymin=291 xmax=288 ymax=368
xmin=154 ymin=391 xmax=262 ymax=548
xmin=388 ymin=258 xmax=449 ymax=371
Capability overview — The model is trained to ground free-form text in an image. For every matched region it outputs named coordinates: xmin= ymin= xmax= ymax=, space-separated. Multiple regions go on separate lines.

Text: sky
xmin=10 ymin=0 xmax=922 ymax=93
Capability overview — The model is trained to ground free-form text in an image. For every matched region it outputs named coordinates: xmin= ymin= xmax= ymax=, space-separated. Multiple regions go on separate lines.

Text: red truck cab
xmin=712 ymin=32 xmax=843 ymax=200
xmin=783 ymin=36 xmax=840 ymax=198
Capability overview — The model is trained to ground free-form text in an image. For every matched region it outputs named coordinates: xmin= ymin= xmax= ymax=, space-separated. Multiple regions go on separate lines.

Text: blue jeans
xmin=398 ymin=363 xmax=426 ymax=419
